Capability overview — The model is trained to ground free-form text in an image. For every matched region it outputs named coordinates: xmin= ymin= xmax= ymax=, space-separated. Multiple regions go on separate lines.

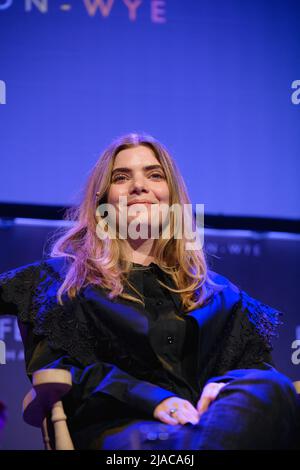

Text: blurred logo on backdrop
xmin=0 ymin=340 xmax=6 ymax=364
xmin=0 ymin=318 xmax=24 ymax=363
xmin=291 ymin=326 xmax=300 ymax=365
xmin=205 ymin=239 xmax=262 ymax=258
xmin=0 ymin=80 xmax=6 ymax=105
xmin=291 ymin=80 xmax=300 ymax=105
xmin=0 ymin=0 xmax=167 ymax=23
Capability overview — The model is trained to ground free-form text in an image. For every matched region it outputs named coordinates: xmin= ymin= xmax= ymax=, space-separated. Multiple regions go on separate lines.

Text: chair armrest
xmin=294 ymin=381 xmax=300 ymax=394
xmin=23 ymin=369 xmax=72 ymax=427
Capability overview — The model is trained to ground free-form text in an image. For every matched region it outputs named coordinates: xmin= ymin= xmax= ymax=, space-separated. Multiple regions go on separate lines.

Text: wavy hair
xmin=49 ymin=132 xmax=222 ymax=312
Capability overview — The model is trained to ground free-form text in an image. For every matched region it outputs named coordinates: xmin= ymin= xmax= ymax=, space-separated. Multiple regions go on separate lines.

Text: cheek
xmin=107 ymin=186 xmax=127 ymax=204
xmin=155 ymin=183 xmax=170 ymax=203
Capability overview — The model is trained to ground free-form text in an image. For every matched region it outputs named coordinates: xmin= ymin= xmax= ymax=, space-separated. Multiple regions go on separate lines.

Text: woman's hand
xmin=196 ymin=382 xmax=227 ymax=417
xmin=153 ymin=396 xmax=200 ymax=425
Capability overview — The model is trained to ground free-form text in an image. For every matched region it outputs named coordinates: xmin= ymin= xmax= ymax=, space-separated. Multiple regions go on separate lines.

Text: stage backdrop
xmin=0 ymin=0 xmax=299 ymax=219
xmin=0 ymin=221 xmax=299 ymax=449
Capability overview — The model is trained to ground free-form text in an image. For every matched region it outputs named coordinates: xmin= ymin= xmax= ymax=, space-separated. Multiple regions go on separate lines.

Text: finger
xmin=197 ymin=383 xmax=219 ymax=410
xmin=204 ymin=383 xmax=226 ymax=403
xmin=197 ymin=383 xmax=226 ymax=414
xmin=177 ymin=413 xmax=199 ymax=425
xmin=216 ymin=383 xmax=227 ymax=394
xmin=183 ymin=401 xmax=199 ymax=414
xmin=173 ymin=409 xmax=199 ymax=425
xmin=185 ymin=414 xmax=200 ymax=425
xmin=182 ymin=403 xmax=200 ymax=422
xmin=157 ymin=411 xmax=180 ymax=426
xmin=197 ymin=395 xmax=212 ymax=415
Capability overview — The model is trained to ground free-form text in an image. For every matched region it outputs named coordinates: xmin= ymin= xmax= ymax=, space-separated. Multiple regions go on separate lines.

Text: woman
xmin=0 ymin=133 xmax=298 ymax=450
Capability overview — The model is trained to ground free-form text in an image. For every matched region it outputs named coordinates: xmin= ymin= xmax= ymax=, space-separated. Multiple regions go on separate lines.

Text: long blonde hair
xmin=49 ymin=132 xmax=221 ymax=312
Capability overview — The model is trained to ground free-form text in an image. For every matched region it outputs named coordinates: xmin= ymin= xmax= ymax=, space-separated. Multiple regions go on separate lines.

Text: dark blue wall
xmin=0 ymin=221 xmax=299 ymax=449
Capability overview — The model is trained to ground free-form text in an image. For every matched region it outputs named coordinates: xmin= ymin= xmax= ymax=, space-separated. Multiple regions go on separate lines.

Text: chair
xmin=22 ymin=369 xmax=74 ymax=450
xmin=22 ymin=369 xmax=300 ymax=450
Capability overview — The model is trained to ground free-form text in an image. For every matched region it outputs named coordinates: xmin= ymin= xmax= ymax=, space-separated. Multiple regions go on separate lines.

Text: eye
xmin=149 ymin=172 xmax=165 ymax=180
xmin=112 ymin=174 xmax=128 ymax=183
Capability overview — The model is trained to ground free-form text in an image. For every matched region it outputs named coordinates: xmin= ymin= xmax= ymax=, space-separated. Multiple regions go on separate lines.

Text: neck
xmin=122 ymin=238 xmax=156 ymax=266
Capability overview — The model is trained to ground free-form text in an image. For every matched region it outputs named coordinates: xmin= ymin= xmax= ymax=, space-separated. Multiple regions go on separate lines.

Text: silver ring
xmin=169 ymin=408 xmax=178 ymax=416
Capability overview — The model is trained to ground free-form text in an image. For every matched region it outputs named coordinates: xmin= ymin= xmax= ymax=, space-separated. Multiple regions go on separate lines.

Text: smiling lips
xmin=127 ymin=200 xmax=155 ymax=206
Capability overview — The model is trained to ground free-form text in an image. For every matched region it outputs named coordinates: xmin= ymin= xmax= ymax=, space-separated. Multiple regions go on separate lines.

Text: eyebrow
xmin=111 ymin=164 xmax=164 ymax=175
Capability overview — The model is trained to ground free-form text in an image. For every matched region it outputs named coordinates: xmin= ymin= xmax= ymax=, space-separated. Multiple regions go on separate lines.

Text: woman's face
xmin=106 ymin=145 xmax=170 ymax=238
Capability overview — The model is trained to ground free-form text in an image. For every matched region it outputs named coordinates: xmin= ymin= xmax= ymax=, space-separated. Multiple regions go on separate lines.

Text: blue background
xmin=0 ymin=0 xmax=299 ymax=218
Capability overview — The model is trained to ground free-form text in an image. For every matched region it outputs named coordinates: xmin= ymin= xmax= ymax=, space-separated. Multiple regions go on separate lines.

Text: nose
xmin=129 ymin=175 xmax=149 ymax=195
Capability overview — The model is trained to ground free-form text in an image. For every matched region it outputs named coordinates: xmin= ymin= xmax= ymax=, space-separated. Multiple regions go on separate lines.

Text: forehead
xmin=113 ymin=145 xmax=160 ymax=168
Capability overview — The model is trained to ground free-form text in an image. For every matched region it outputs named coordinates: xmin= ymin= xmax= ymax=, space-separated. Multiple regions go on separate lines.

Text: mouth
xmin=127 ymin=201 xmax=154 ymax=206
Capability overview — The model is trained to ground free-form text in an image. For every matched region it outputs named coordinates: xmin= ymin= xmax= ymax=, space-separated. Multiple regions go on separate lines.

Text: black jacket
xmin=0 ymin=256 xmax=282 ymax=438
